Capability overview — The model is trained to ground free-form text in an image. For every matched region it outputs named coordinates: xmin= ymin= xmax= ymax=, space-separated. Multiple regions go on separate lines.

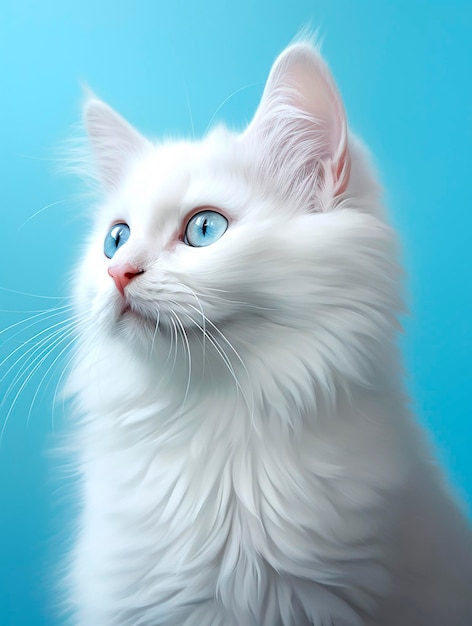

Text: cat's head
xmin=73 ymin=42 xmax=401 ymax=409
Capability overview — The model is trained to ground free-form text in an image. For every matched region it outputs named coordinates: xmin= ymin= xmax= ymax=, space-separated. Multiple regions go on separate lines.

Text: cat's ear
xmin=244 ymin=43 xmax=350 ymax=203
xmin=84 ymin=97 xmax=151 ymax=191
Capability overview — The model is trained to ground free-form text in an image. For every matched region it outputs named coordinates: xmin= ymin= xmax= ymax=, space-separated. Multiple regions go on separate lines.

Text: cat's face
xmin=75 ymin=43 xmax=399 ymax=393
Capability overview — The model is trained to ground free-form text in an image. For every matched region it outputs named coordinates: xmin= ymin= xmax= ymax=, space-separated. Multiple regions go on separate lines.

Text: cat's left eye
xmin=184 ymin=210 xmax=228 ymax=247
xmin=104 ymin=223 xmax=130 ymax=259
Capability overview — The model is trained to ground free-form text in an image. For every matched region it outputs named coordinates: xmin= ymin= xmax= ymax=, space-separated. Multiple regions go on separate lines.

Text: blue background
xmin=1 ymin=1 xmax=471 ymax=624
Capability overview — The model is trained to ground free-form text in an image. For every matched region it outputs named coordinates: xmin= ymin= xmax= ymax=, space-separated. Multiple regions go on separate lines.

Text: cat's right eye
xmin=104 ymin=223 xmax=130 ymax=259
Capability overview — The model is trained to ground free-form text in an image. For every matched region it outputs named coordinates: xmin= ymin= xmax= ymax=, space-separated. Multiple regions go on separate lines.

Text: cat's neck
xmin=70 ymin=318 xmax=403 ymax=459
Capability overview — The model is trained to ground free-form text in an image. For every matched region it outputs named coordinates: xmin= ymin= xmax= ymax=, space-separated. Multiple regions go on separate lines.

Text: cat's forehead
xmin=115 ymin=128 xmax=248 ymax=228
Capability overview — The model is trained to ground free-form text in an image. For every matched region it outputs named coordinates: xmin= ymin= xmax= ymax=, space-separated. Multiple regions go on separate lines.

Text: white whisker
xmin=0 ymin=304 xmax=74 ymax=339
xmin=149 ymin=308 xmax=161 ymax=358
xmin=183 ymin=82 xmax=195 ymax=139
xmin=184 ymin=301 xmax=256 ymax=432
xmin=1 ymin=321 xmax=80 ymax=403
xmin=51 ymin=340 xmax=81 ymax=433
xmin=168 ymin=300 xmax=249 ymax=419
xmin=50 ymin=324 xmax=99 ymax=432
xmin=170 ymin=310 xmax=192 ymax=413
xmin=169 ymin=315 xmax=179 ymax=384
xmin=18 ymin=200 xmax=66 ymax=232
xmin=0 ymin=286 xmax=72 ymax=300
xmin=191 ymin=290 xmax=274 ymax=313
xmin=175 ymin=283 xmax=207 ymax=370
xmin=205 ymin=82 xmax=259 ymax=135
xmin=0 ymin=313 xmax=82 ymax=374
xmin=0 ymin=324 xmax=79 ymax=447
xmin=26 ymin=331 xmax=80 ymax=428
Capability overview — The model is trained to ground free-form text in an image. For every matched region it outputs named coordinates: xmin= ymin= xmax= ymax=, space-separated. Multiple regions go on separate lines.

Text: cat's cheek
xmin=74 ymin=253 xmax=121 ymax=322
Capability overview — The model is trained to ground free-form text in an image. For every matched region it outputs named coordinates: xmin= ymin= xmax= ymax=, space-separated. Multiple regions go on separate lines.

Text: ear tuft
xmin=84 ymin=98 xmax=151 ymax=191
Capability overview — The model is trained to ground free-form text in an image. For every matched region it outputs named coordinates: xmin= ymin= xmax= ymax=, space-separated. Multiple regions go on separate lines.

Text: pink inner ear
xmin=288 ymin=64 xmax=342 ymax=153
xmin=333 ymin=141 xmax=351 ymax=196
xmin=246 ymin=43 xmax=351 ymax=198
xmin=282 ymin=51 xmax=350 ymax=195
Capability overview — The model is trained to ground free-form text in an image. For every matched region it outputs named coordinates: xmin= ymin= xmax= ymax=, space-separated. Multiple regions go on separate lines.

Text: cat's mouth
xmin=121 ymin=303 xmax=144 ymax=320
xmin=119 ymin=301 xmax=158 ymax=327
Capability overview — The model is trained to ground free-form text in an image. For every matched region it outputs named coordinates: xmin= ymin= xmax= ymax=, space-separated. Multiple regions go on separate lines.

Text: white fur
xmin=65 ymin=42 xmax=472 ymax=625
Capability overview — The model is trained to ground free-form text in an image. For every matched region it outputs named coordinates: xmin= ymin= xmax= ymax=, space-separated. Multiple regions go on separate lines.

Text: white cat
xmin=64 ymin=41 xmax=472 ymax=625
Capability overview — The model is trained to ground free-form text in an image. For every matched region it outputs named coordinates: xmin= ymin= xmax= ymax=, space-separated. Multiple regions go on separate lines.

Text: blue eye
xmin=104 ymin=223 xmax=130 ymax=259
xmin=184 ymin=210 xmax=228 ymax=247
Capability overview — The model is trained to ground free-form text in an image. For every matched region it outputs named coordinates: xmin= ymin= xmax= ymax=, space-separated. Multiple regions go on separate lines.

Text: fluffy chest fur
xmin=73 ymin=378 xmax=407 ymax=626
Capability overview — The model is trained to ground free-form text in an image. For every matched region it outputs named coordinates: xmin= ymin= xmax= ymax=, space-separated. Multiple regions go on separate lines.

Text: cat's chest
xmin=78 ymin=400 xmax=404 ymax=626
xmin=89 ymin=414 xmax=390 ymax=583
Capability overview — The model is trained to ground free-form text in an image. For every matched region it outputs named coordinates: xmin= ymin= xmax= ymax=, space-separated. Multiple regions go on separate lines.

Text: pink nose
xmin=108 ymin=262 xmax=144 ymax=296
